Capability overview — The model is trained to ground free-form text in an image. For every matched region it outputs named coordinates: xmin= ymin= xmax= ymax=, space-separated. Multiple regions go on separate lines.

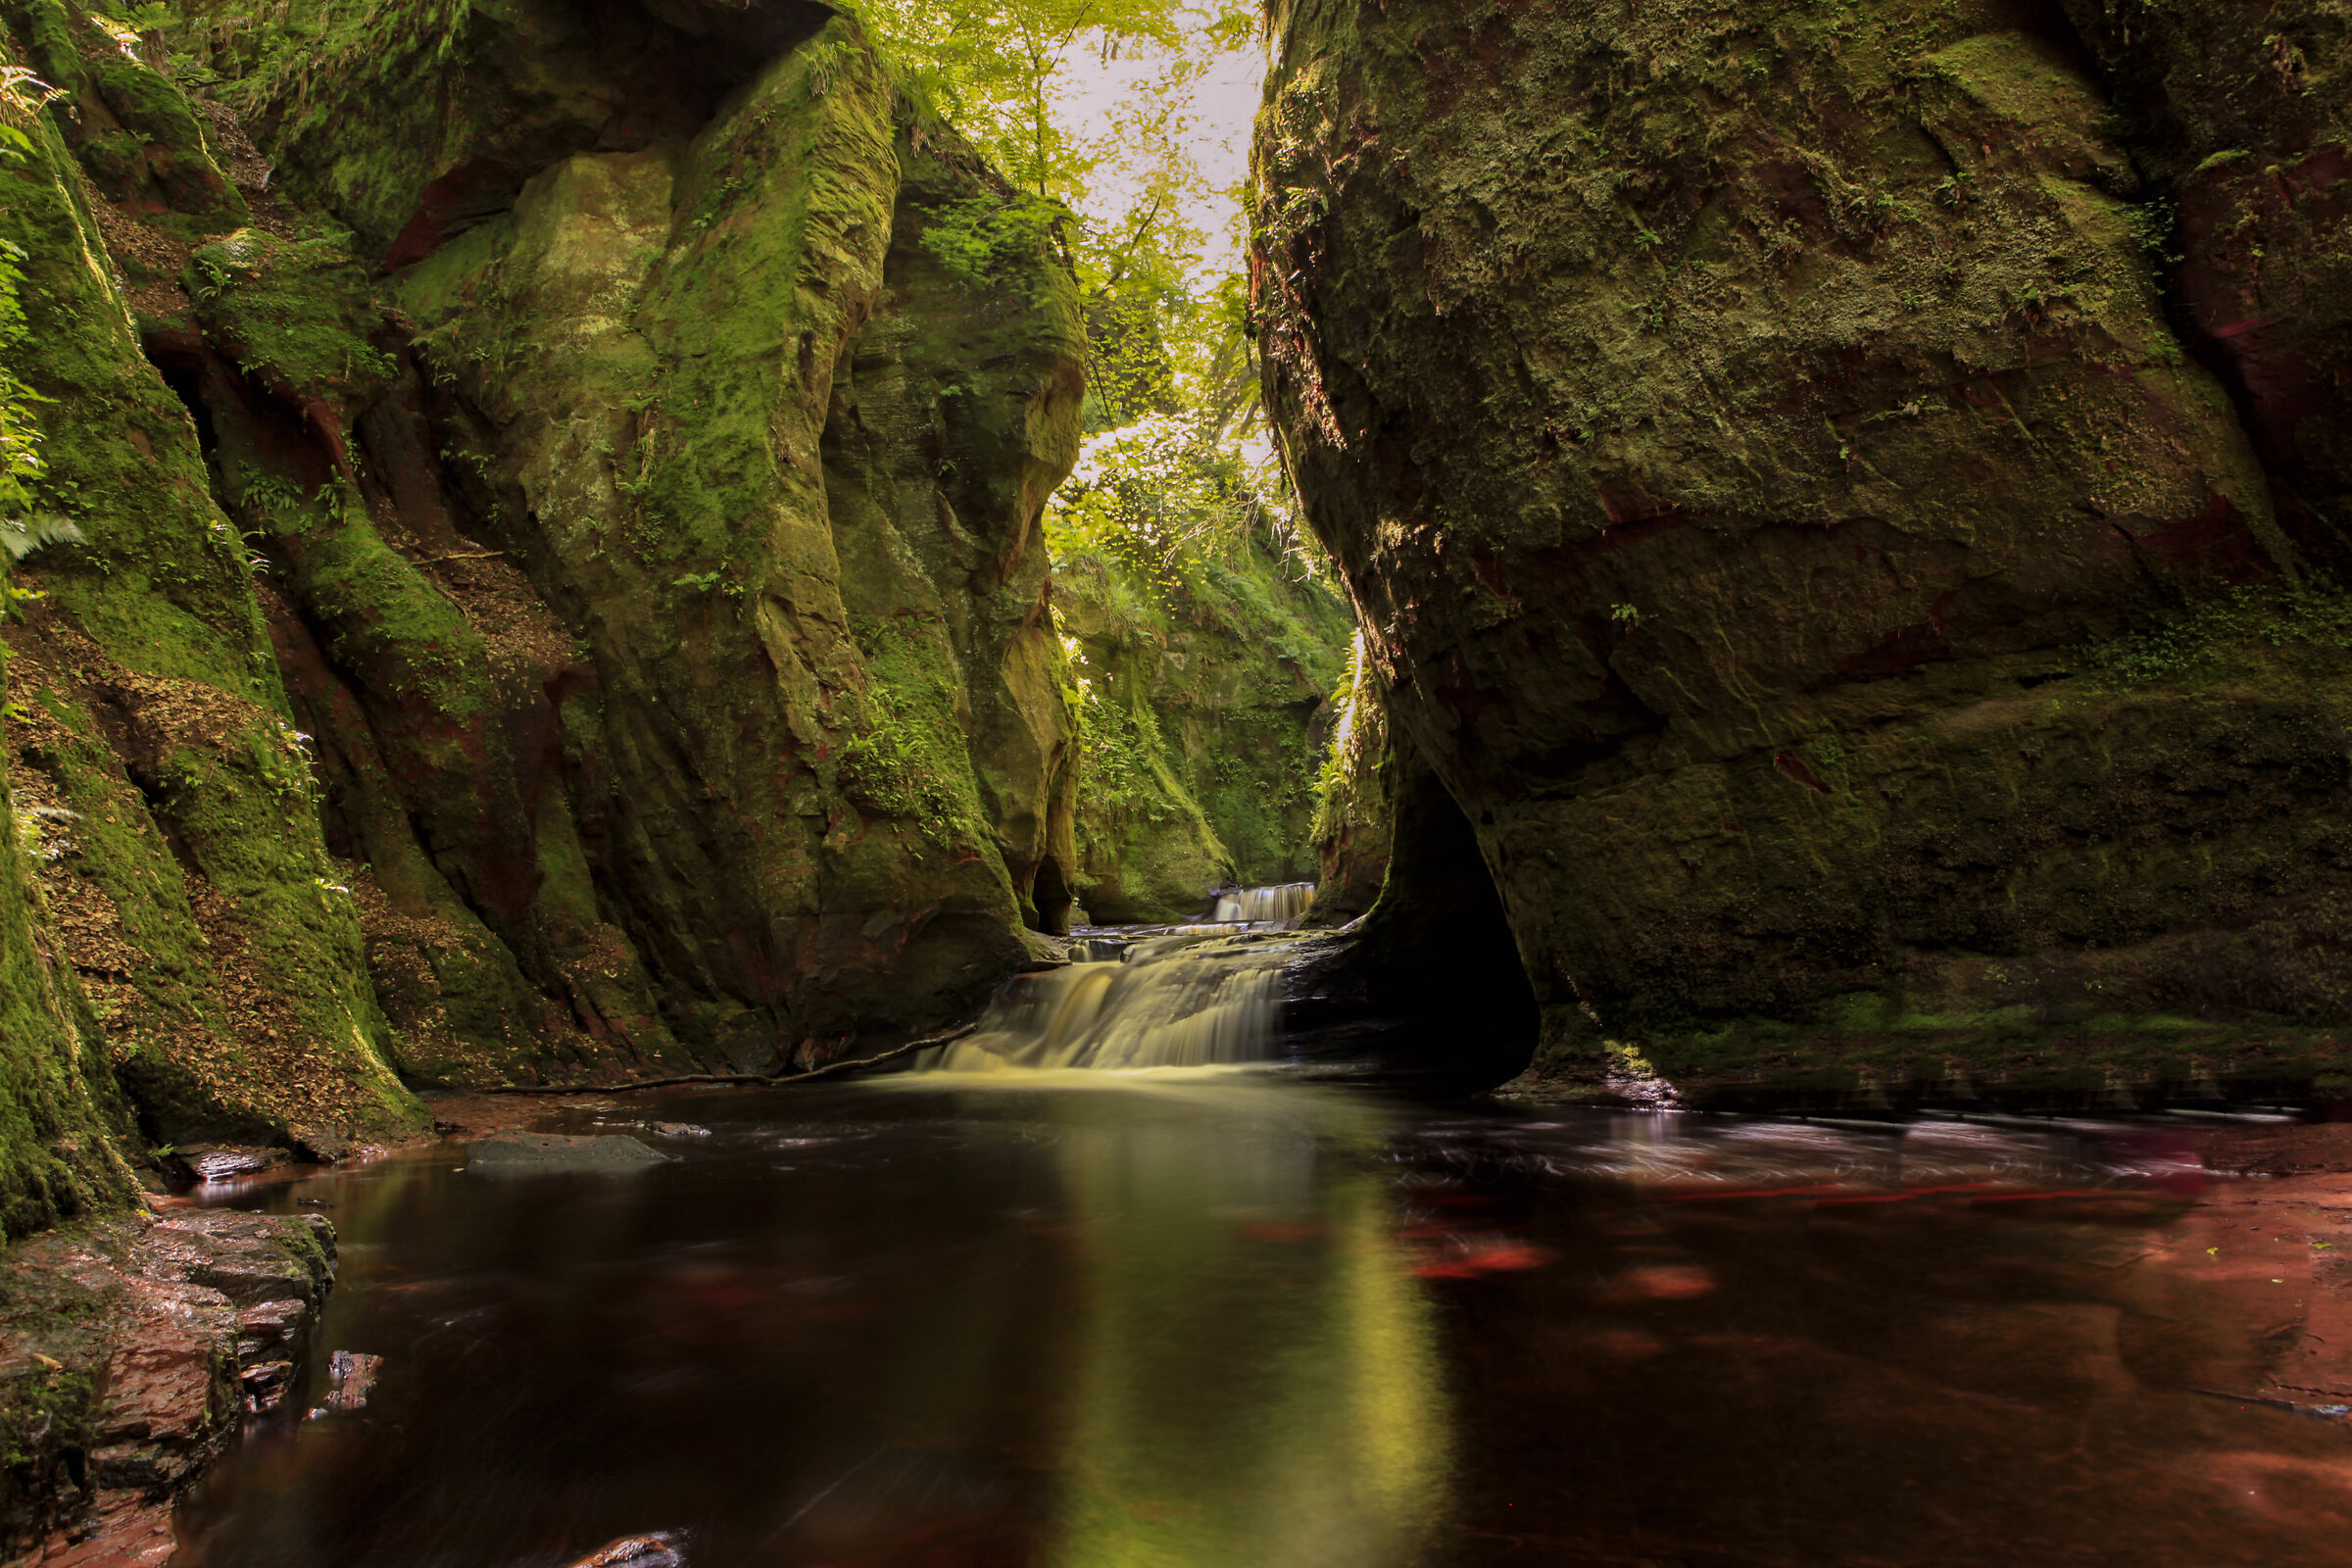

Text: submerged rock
xmin=320 ymin=1349 xmax=383 ymax=1413
xmin=466 ymin=1134 xmax=672 ymax=1174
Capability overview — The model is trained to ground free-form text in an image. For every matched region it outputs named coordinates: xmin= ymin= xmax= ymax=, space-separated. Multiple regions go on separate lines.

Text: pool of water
xmin=180 ymin=1074 xmax=2352 ymax=1567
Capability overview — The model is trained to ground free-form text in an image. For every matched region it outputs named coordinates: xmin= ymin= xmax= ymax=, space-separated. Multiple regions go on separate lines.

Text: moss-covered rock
xmin=1306 ymin=633 xmax=1389 ymax=925
xmin=7 ymin=0 xmax=1091 ymax=1086
xmin=1054 ymin=523 xmax=1351 ymax=923
xmin=0 ymin=16 xmax=421 ymax=1144
xmin=1255 ymin=0 xmax=2352 ymax=1096
xmin=7 ymin=0 xmax=247 ymax=240
xmin=2058 ymin=2 xmax=2352 ymax=577
xmin=0 ymin=653 xmax=137 ymax=1239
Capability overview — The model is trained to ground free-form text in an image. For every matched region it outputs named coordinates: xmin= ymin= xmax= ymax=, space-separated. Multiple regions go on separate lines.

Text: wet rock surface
xmin=169 ymin=1146 xmax=289 ymax=1185
xmin=0 ymin=1207 xmax=334 ymax=1563
xmin=317 ymin=1350 xmax=382 ymax=1415
xmin=564 ymin=1533 xmax=688 ymax=1568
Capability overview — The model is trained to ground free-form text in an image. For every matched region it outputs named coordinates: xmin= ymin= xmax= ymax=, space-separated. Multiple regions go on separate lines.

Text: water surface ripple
xmin=182 ymin=1078 xmax=2352 ymax=1567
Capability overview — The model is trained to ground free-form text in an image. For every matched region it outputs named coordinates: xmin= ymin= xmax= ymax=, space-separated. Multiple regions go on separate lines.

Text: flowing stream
xmin=923 ymin=885 xmax=1319 ymax=1073
xmin=178 ymin=1085 xmax=2352 ymax=1568
xmin=922 ymin=941 xmax=1292 ymax=1073
xmin=1210 ymin=883 xmax=1317 ymax=925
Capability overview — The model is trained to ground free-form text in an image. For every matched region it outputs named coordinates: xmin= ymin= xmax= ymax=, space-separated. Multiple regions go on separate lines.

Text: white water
xmin=923 ymin=939 xmax=1294 ymax=1073
xmin=1211 ymin=883 xmax=1316 ymax=926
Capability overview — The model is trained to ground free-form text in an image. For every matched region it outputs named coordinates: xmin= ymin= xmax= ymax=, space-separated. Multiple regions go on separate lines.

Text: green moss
xmin=2077 ymin=585 xmax=2352 ymax=688
xmin=252 ymin=480 xmax=487 ymax=720
xmin=0 ymin=89 xmax=281 ymax=702
xmin=0 ymin=52 xmax=418 ymax=1139
xmin=189 ymin=228 xmax=396 ymax=398
xmin=3 ymin=0 xmax=247 ymax=237
xmin=0 ymin=685 xmax=137 ymax=1238
xmin=840 ymin=612 xmax=995 ymax=854
xmin=1054 ymin=507 xmax=1352 ymax=913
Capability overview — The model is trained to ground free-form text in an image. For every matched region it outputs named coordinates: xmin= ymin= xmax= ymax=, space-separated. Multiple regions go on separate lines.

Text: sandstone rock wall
xmin=0 ymin=0 xmax=1084 ymax=1176
xmin=0 ymin=4 xmax=426 ymax=1151
xmin=1257 ymin=0 xmax=2352 ymax=1099
xmin=1055 ymin=531 xmax=1350 ymax=922
xmin=0 ymin=1208 xmax=336 ymax=1558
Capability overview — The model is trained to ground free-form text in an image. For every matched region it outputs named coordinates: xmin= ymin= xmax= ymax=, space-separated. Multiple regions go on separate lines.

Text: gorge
xmin=5 ymin=0 xmax=2352 ymax=1563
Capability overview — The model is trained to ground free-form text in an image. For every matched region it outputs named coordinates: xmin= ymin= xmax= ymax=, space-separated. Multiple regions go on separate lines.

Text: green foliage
xmin=917 ymin=192 xmax=1068 ymax=285
xmin=0 ymin=79 xmax=58 ymax=619
xmin=2127 ymin=195 xmax=2183 ymax=267
xmin=0 ymin=513 xmax=84 ymax=564
xmin=185 ymin=229 xmax=395 ymax=395
xmin=2079 ymin=586 xmax=2352 ymax=686
xmin=1308 ymin=635 xmax=1376 ymax=846
xmin=213 ymin=0 xmax=478 ymax=114
xmin=1052 ymin=406 xmax=1353 ymax=894
xmin=840 ymin=616 xmax=992 ymax=852
xmin=856 ymin=2 xmax=1264 ymax=441
xmin=850 ymin=0 xmax=1196 ymax=197
xmin=1073 ymin=673 xmax=1181 ymax=824
xmin=1046 ymin=414 xmax=1324 ymax=604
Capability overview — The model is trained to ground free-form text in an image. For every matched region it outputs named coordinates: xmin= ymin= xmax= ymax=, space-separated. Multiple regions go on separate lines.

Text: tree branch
xmin=472 ymin=1022 xmax=981 ymax=1097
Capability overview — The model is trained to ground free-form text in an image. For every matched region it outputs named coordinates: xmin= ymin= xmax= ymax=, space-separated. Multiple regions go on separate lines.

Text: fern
xmin=0 ymin=514 xmax=85 ymax=564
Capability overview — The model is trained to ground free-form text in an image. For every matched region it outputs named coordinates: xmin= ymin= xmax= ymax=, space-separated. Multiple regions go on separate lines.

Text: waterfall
xmin=1209 ymin=883 xmax=1316 ymax=927
xmin=921 ymin=939 xmax=1293 ymax=1073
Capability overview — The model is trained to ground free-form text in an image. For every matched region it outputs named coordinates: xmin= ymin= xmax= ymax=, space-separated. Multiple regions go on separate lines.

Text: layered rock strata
xmin=1257 ymin=0 xmax=2352 ymax=1098
xmin=0 ymin=1207 xmax=335 ymax=1562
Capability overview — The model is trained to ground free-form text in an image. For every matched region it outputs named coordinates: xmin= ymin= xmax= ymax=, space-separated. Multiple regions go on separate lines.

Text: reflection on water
xmin=181 ymin=1076 xmax=1448 ymax=1568
xmin=1036 ymin=1078 xmax=1446 ymax=1566
xmin=180 ymin=1085 xmax=2352 ymax=1568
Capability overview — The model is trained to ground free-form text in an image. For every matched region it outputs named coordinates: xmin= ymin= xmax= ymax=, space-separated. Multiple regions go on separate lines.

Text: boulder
xmin=1255 ymin=0 xmax=2352 ymax=1102
xmin=466 ymin=1133 xmax=672 ymax=1174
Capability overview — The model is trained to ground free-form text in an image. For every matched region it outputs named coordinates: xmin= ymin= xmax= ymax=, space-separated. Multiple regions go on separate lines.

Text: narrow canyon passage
xmin=179 ymin=1088 xmax=2352 ymax=1568
xmin=12 ymin=0 xmax=2352 ymax=1562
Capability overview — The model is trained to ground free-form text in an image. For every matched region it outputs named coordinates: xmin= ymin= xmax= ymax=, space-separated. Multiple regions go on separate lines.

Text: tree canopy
xmin=852 ymin=1 xmax=1321 ymax=586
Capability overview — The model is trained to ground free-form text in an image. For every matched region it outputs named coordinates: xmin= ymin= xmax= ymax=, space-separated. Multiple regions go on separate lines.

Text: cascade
xmin=1210 ymin=883 xmax=1317 ymax=926
xmin=921 ymin=938 xmax=1296 ymax=1072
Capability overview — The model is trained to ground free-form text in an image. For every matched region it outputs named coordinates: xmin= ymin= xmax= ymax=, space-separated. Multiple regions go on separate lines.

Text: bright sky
xmin=1054 ymin=25 xmax=1267 ymax=283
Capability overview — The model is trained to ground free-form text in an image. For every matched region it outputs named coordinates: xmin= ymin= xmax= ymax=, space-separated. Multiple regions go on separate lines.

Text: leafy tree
xmin=853 ymin=1 xmax=1261 ymax=440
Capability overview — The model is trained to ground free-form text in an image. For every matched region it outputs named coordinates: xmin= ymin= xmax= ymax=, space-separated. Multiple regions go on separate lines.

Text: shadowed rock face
xmin=0 ymin=0 xmax=1085 ymax=1156
xmin=1256 ymin=0 xmax=2352 ymax=1097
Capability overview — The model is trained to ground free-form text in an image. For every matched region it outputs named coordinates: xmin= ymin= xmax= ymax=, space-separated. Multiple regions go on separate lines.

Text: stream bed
xmin=179 ymin=1074 xmax=2352 ymax=1567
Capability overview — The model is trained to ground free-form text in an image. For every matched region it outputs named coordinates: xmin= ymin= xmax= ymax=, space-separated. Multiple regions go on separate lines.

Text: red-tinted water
xmin=180 ymin=1078 xmax=2352 ymax=1566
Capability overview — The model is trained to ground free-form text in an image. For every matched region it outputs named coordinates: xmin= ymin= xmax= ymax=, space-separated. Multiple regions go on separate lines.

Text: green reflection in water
xmin=1037 ymin=1075 xmax=1453 ymax=1568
